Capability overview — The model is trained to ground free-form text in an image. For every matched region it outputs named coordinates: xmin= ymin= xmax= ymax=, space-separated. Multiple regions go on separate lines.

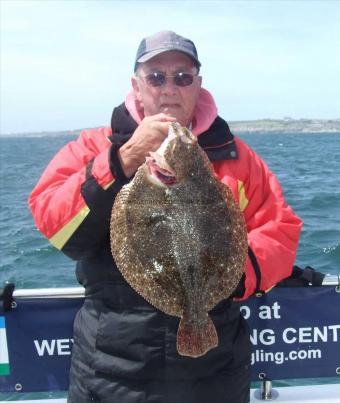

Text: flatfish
xmin=110 ymin=122 xmax=248 ymax=357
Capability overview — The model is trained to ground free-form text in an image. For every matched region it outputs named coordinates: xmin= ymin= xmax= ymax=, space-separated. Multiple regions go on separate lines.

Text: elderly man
xmin=29 ymin=31 xmax=302 ymax=403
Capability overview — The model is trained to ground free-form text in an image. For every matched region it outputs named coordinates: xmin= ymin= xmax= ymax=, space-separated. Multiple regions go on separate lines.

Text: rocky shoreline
xmin=228 ymin=118 xmax=340 ymax=134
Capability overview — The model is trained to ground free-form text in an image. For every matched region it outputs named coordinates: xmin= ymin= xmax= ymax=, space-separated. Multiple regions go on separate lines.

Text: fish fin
xmin=177 ymin=313 xmax=218 ymax=358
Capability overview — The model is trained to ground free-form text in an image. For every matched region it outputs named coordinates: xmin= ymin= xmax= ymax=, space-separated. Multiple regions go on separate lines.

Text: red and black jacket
xmin=29 ymin=88 xmax=302 ymax=300
xmin=29 ymin=89 xmax=302 ymax=402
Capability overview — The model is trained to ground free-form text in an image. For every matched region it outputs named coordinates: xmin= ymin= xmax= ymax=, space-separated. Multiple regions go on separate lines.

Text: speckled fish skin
xmin=110 ymin=123 xmax=248 ymax=358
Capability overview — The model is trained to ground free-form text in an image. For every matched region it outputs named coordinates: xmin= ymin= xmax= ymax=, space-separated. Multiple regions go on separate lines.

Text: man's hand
xmin=118 ymin=113 xmax=176 ymax=178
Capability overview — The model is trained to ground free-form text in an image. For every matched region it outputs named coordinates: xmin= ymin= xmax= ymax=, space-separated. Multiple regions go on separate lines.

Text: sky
xmin=1 ymin=0 xmax=340 ymax=134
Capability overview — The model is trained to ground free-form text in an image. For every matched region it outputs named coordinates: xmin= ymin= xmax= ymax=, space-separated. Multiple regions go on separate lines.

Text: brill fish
xmin=110 ymin=122 xmax=248 ymax=358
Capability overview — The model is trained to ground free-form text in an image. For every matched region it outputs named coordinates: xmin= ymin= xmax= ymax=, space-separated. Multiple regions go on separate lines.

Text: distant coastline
xmin=1 ymin=118 xmax=340 ymax=137
xmin=228 ymin=118 xmax=340 ymax=134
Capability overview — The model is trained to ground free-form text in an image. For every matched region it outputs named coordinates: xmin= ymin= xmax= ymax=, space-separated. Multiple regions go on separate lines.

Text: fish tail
xmin=177 ymin=313 xmax=218 ymax=358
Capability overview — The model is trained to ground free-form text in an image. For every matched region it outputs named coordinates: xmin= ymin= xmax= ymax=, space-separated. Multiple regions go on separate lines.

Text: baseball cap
xmin=134 ymin=30 xmax=201 ymax=72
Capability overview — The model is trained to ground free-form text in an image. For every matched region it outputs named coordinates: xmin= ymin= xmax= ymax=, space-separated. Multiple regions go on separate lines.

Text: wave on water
xmin=323 ymin=241 xmax=340 ymax=258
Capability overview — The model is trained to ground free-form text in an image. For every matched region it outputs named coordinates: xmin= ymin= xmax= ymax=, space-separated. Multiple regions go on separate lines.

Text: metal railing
xmin=11 ymin=274 xmax=339 ymax=299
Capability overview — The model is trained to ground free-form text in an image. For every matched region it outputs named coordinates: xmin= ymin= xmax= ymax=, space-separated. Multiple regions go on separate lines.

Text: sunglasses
xmin=139 ymin=72 xmax=197 ymax=88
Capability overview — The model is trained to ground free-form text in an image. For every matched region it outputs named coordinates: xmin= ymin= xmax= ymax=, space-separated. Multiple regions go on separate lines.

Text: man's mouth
xmin=160 ymin=103 xmax=181 ymax=110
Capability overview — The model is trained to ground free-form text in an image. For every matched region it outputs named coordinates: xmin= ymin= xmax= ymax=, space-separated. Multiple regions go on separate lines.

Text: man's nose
xmin=161 ymin=77 xmax=177 ymax=95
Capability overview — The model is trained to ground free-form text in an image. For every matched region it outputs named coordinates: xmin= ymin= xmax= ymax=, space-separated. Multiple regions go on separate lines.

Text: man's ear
xmin=131 ymin=76 xmax=143 ymax=103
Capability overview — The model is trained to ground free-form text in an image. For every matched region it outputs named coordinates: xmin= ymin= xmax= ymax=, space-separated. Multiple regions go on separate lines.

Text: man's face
xmin=132 ymin=51 xmax=202 ymax=127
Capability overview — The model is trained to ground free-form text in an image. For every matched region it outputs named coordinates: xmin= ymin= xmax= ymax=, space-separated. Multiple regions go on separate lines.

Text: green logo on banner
xmin=0 ymin=316 xmax=10 ymax=376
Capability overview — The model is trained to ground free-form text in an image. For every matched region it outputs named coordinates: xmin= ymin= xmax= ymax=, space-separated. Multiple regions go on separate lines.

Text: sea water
xmin=0 ymin=131 xmax=339 ymax=400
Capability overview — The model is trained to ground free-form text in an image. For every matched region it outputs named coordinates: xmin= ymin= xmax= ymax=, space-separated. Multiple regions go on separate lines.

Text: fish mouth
xmin=144 ymin=122 xmax=196 ymax=187
xmin=146 ymin=154 xmax=176 ymax=187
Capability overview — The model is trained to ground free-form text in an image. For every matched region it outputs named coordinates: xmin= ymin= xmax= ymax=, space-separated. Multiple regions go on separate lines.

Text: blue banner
xmin=0 ymin=286 xmax=339 ymax=392
xmin=241 ymin=286 xmax=340 ymax=381
xmin=0 ymin=297 xmax=82 ymax=393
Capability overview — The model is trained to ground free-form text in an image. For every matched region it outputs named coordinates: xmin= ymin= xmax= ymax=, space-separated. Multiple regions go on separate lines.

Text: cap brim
xmin=137 ymin=48 xmax=201 ymax=67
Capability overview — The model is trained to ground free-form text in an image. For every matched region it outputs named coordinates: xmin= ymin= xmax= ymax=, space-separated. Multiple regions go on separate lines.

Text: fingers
xmin=137 ymin=114 xmax=175 ymax=141
xmin=151 ymin=121 xmax=174 ymax=135
xmin=142 ymin=114 xmax=177 ymax=134
xmin=117 ymin=114 xmax=178 ymax=177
